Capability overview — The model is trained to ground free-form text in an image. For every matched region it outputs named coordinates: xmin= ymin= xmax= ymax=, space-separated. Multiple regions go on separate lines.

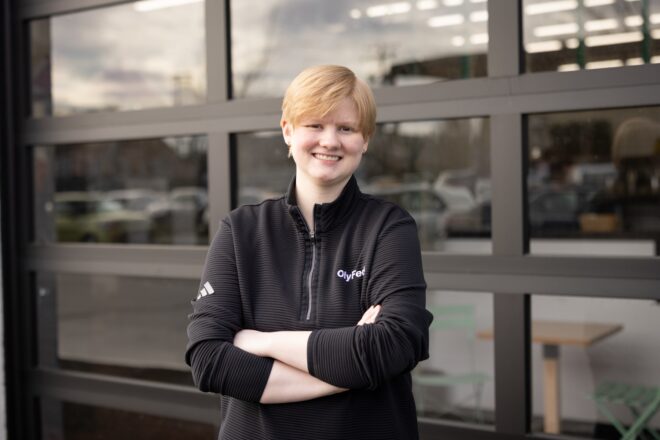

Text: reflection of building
xmin=2 ymin=1 xmax=660 ymax=440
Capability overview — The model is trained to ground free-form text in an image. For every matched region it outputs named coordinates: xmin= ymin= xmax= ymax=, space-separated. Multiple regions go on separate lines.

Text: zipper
xmin=306 ymin=230 xmax=316 ymax=320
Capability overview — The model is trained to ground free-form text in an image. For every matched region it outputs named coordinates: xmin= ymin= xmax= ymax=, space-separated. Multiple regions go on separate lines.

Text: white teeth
xmin=314 ymin=153 xmax=340 ymax=161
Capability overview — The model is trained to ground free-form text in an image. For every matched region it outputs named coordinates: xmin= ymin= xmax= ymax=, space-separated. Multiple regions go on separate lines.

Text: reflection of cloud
xmin=51 ymin=1 xmax=205 ymax=114
xmin=230 ymin=0 xmax=489 ymax=97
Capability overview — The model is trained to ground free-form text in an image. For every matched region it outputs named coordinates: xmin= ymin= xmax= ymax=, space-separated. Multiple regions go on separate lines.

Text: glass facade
xmin=230 ymin=0 xmax=489 ymax=98
xmin=527 ymin=106 xmax=660 ymax=256
xmin=33 ymin=136 xmax=209 ymax=245
xmin=36 ymin=273 xmax=197 ymax=386
xmin=524 ymin=0 xmax=660 ymax=72
xmin=30 ymin=0 xmax=206 ymax=117
xmin=414 ymin=290 xmax=494 ymax=426
xmin=530 ymin=295 xmax=660 ymax=438
xmin=2 ymin=0 xmax=656 ymax=439
xmin=234 ymin=118 xmax=491 ymax=252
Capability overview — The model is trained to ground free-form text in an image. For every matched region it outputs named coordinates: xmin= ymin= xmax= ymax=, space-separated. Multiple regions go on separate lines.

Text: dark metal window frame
xmin=2 ymin=0 xmax=659 ymax=439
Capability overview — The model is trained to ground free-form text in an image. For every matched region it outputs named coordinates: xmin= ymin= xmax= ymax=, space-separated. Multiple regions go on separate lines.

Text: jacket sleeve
xmin=185 ymin=219 xmax=273 ymax=402
xmin=306 ymin=216 xmax=432 ymax=390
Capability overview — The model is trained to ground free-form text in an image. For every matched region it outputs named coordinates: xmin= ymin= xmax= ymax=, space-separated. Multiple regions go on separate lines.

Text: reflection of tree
xmin=172 ymin=73 xmax=203 ymax=106
xmin=233 ymin=6 xmax=283 ymax=98
xmin=363 ymin=120 xmax=489 ymax=185
xmin=372 ymin=43 xmax=397 ymax=86
xmin=366 ymin=126 xmax=427 ymax=182
xmin=236 ymin=133 xmax=292 ymax=193
xmin=54 ymin=137 xmax=207 ymax=193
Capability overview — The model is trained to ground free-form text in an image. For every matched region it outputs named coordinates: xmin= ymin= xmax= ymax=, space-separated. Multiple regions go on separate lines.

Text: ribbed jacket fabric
xmin=185 ymin=175 xmax=433 ymax=440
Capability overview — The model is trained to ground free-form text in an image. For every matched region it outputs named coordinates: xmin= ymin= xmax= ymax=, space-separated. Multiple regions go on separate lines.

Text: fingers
xmin=356 ymin=305 xmax=381 ymax=326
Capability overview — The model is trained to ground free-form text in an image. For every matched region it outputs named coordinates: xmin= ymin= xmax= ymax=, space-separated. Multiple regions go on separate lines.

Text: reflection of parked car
xmin=529 ymin=186 xmax=595 ymax=233
xmin=148 ymin=187 xmax=209 ymax=243
xmin=433 ymin=171 xmax=480 ymax=217
xmin=105 ymin=189 xmax=166 ymax=212
xmin=366 ymin=183 xmax=450 ymax=250
xmin=446 ymin=199 xmax=491 ymax=237
xmin=55 ymin=192 xmax=152 ymax=243
xmin=447 ymin=186 xmax=597 ymax=237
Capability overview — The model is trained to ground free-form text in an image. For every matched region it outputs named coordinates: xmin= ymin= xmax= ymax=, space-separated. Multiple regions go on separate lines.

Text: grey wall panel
xmin=207 ymin=132 xmax=231 ymax=239
xmin=205 ymin=0 xmax=228 ymax=103
xmin=26 ymin=245 xmax=660 ymax=283
xmin=488 ymin=0 xmax=521 ymax=77
xmin=23 ymin=79 xmax=660 ymax=145
xmin=32 ymin=367 xmax=219 ymax=424
xmin=426 ymin=272 xmax=660 ymax=299
xmin=26 ymin=244 xmax=207 ymax=279
xmin=422 ymin=254 xmax=660 ymax=281
xmin=494 ymin=295 xmax=530 ymax=435
xmin=491 ymin=113 xmax=525 ymax=255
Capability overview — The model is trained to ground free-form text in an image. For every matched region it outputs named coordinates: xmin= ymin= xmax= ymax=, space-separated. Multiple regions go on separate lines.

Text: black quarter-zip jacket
xmin=186 ymin=175 xmax=433 ymax=440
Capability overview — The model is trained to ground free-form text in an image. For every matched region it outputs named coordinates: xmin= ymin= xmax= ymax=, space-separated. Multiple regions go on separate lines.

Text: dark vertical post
xmin=488 ymin=0 xmax=531 ymax=436
xmin=205 ymin=0 xmax=232 ymax=239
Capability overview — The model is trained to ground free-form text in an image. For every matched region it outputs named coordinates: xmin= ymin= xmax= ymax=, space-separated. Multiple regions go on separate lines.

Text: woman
xmin=186 ymin=65 xmax=433 ymax=440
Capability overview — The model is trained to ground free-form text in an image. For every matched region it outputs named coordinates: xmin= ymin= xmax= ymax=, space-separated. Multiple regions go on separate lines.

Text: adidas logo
xmin=196 ymin=281 xmax=215 ymax=300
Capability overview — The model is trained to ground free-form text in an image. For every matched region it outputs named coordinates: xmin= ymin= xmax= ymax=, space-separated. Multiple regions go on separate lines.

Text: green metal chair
xmin=413 ymin=304 xmax=490 ymax=423
xmin=589 ymin=382 xmax=660 ymax=440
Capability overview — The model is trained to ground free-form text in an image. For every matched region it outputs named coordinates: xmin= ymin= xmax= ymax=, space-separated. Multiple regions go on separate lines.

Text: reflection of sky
xmin=51 ymin=1 xmax=205 ymax=115
xmin=230 ymin=0 xmax=489 ymax=98
xmin=231 ymin=0 xmax=660 ymax=97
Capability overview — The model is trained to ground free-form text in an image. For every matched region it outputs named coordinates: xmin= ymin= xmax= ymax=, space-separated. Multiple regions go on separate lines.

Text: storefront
xmin=2 ymin=0 xmax=660 ymax=439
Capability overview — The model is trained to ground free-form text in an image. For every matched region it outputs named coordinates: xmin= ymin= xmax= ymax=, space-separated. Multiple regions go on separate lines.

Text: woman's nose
xmin=319 ymin=128 xmax=340 ymax=148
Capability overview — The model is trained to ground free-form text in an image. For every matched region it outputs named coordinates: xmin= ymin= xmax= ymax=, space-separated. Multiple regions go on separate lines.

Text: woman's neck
xmin=295 ymin=173 xmax=349 ymax=232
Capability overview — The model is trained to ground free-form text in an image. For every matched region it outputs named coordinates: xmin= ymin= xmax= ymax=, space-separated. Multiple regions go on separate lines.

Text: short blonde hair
xmin=281 ymin=65 xmax=377 ymax=139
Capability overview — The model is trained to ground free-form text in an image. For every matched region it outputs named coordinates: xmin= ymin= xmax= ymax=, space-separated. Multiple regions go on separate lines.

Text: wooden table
xmin=478 ymin=320 xmax=623 ymax=434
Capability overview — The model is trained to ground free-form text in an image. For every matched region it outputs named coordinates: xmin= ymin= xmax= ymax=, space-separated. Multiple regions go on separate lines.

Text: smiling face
xmin=282 ymin=97 xmax=369 ymax=194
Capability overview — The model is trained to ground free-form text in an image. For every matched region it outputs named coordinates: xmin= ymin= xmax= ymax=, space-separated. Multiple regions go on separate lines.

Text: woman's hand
xmin=234 ymin=329 xmax=271 ymax=357
xmin=357 ymin=305 xmax=381 ymax=326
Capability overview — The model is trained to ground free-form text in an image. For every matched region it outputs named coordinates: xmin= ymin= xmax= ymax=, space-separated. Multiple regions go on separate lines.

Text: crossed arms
xmin=185 ymin=217 xmax=431 ymax=404
xmin=232 ymin=305 xmax=381 ymax=403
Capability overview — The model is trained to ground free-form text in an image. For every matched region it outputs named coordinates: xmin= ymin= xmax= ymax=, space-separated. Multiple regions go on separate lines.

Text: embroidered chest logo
xmin=336 ymin=267 xmax=366 ymax=282
xmin=196 ymin=281 xmax=214 ymax=300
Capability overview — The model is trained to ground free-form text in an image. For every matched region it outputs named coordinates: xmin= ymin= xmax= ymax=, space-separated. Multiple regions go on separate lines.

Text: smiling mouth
xmin=313 ymin=153 xmax=341 ymax=161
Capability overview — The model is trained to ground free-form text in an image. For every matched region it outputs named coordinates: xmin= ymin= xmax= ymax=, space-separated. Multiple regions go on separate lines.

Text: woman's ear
xmin=281 ymin=119 xmax=292 ymax=146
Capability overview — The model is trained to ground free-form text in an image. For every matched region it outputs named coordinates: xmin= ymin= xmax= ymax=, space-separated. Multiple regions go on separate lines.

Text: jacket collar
xmin=285 ymin=174 xmax=361 ymax=235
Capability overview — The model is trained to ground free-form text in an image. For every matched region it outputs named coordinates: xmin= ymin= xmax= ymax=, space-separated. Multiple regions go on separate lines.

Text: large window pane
xmin=33 ymin=136 xmax=208 ymax=246
xmin=234 ymin=118 xmax=492 ymax=253
xmin=36 ymin=273 xmax=197 ymax=386
xmin=527 ymin=107 xmax=660 ymax=256
xmin=524 ymin=0 xmax=660 ymax=73
xmin=530 ymin=295 xmax=659 ymax=438
xmin=415 ymin=290 xmax=494 ymax=427
xmin=30 ymin=0 xmax=206 ymax=117
xmin=230 ymin=0 xmax=489 ymax=99
xmin=40 ymin=398 xmax=216 ymax=440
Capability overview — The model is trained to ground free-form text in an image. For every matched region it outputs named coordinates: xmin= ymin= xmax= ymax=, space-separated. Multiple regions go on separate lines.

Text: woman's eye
xmin=339 ymin=126 xmax=354 ymax=132
xmin=306 ymin=124 xmax=321 ymax=129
